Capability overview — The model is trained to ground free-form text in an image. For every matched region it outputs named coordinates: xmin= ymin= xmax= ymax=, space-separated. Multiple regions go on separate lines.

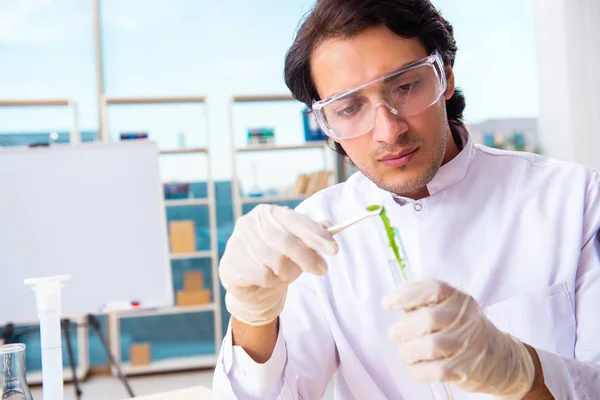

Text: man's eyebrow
xmin=383 ymin=73 xmax=402 ymax=85
xmin=336 ymin=90 xmax=362 ymax=101
xmin=382 ymin=58 xmax=423 ymax=84
xmin=328 ymin=57 xmax=424 ymax=100
xmin=383 ymin=70 xmax=417 ymax=85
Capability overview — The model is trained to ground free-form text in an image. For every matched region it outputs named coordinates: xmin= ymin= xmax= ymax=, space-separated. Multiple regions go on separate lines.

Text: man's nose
xmin=371 ymin=102 xmax=409 ymax=144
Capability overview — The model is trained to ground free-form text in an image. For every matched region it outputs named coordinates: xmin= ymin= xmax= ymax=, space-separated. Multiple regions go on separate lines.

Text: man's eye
xmin=394 ymin=81 xmax=420 ymax=93
xmin=336 ymin=103 xmax=362 ymax=116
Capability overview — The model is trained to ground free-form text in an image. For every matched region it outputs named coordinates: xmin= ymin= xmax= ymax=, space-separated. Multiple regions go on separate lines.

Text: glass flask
xmin=0 ymin=344 xmax=34 ymax=400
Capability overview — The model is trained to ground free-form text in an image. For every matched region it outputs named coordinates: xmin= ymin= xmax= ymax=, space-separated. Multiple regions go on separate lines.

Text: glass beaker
xmin=0 ymin=344 xmax=34 ymax=400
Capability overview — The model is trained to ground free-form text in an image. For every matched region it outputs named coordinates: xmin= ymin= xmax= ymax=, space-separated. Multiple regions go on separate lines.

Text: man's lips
xmin=379 ymin=147 xmax=418 ymax=161
xmin=378 ymin=147 xmax=418 ymax=167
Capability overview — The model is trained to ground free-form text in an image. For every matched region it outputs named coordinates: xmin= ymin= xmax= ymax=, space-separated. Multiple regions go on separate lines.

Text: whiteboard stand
xmin=24 ymin=316 xmax=89 ymax=386
xmin=1 ymin=141 xmax=173 ymax=384
xmin=61 ymin=318 xmax=83 ymax=399
xmin=87 ymin=314 xmax=135 ymax=397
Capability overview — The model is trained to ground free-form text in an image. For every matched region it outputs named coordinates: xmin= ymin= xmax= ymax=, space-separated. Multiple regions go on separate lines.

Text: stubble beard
xmin=351 ymin=130 xmax=448 ymax=197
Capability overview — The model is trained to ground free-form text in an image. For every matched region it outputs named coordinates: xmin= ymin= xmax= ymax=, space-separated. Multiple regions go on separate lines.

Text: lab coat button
xmin=414 ymin=202 xmax=423 ymax=211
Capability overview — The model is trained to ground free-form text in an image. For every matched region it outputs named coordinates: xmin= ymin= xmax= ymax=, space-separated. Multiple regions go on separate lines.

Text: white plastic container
xmin=24 ymin=275 xmax=70 ymax=400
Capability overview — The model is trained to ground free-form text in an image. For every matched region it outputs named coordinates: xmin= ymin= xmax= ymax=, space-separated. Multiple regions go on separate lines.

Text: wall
xmin=533 ymin=0 xmax=600 ymax=169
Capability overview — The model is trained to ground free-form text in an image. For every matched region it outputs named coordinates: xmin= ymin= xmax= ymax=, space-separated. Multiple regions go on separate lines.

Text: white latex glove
xmin=219 ymin=204 xmax=338 ymax=326
xmin=382 ymin=279 xmax=535 ymax=399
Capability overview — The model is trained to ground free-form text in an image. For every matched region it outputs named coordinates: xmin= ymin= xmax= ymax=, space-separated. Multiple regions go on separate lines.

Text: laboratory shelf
xmin=231 ymin=94 xmax=296 ymax=103
xmin=120 ymin=354 xmax=218 ymax=375
xmin=159 ymin=147 xmax=209 ymax=155
xmin=241 ymin=195 xmax=308 ymax=204
xmin=169 ymin=250 xmax=213 ymax=260
xmin=234 ymin=142 xmax=328 ymax=152
xmin=112 ymin=304 xmax=216 ymax=319
xmin=229 ymin=94 xmax=339 ymax=220
xmin=164 ymin=198 xmax=210 ymax=207
xmin=101 ymin=94 xmax=222 ymax=375
xmin=102 ymin=95 xmax=207 ymax=105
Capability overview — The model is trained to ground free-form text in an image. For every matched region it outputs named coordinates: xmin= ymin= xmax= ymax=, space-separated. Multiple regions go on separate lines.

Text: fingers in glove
xmin=271 ymin=206 xmax=339 ymax=256
xmin=268 ymin=256 xmax=303 ymax=282
xmin=382 ymin=279 xmax=455 ymax=311
xmin=238 ymin=219 xmax=302 ymax=281
xmin=407 ymin=358 xmax=464 ymax=383
xmin=255 ymin=242 xmax=303 ymax=282
xmin=319 ymin=220 xmax=333 ymax=229
xmin=262 ymin=224 xmax=328 ymax=275
xmin=223 ymin=227 xmax=282 ymax=288
xmin=389 ymin=305 xmax=458 ymax=342
xmin=397 ymin=333 xmax=464 ymax=364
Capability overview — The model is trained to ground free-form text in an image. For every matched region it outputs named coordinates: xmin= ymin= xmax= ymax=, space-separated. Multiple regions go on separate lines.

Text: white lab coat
xmin=213 ymin=128 xmax=600 ymax=399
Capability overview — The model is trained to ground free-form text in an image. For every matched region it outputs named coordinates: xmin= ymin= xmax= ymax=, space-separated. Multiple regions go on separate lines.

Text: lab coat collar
xmin=388 ymin=122 xmax=475 ymax=204
xmin=425 ymin=122 xmax=475 ymax=196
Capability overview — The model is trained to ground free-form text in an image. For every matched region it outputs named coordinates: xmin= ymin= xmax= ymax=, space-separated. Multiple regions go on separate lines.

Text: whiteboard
xmin=0 ymin=141 xmax=173 ymax=324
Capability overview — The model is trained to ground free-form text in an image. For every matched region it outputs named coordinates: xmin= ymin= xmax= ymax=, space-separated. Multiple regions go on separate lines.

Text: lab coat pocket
xmin=482 ymin=283 xmax=576 ymax=357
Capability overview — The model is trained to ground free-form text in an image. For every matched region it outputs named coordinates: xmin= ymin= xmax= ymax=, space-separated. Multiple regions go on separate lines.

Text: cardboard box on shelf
xmin=169 ymin=220 xmax=196 ymax=254
xmin=305 ymin=170 xmax=333 ymax=195
xmin=183 ymin=271 xmax=204 ymax=291
xmin=292 ymin=174 xmax=310 ymax=197
xmin=176 ymin=289 xmax=211 ymax=307
xmin=130 ymin=343 xmax=151 ymax=366
xmin=317 ymin=170 xmax=333 ymax=191
xmin=303 ymin=172 xmax=319 ymax=196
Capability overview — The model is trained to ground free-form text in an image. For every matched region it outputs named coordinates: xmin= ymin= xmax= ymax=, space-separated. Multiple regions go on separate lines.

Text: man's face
xmin=311 ymin=27 xmax=456 ymax=197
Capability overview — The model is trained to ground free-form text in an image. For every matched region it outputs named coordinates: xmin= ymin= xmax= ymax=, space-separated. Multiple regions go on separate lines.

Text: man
xmin=213 ymin=0 xmax=600 ymax=398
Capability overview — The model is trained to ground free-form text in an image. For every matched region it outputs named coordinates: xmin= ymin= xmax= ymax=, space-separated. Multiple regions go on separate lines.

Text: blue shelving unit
xmin=101 ymin=95 xmax=224 ymax=376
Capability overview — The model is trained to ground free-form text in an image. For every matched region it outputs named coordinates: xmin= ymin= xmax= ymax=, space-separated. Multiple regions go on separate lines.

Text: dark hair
xmin=284 ymin=0 xmax=466 ymax=157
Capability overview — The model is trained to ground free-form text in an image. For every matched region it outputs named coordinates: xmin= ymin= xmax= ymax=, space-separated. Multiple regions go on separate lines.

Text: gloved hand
xmin=382 ymin=279 xmax=535 ymax=399
xmin=219 ymin=204 xmax=338 ymax=326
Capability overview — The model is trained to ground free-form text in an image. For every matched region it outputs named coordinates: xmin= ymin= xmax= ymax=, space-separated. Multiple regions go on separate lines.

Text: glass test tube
xmin=389 ymin=237 xmax=454 ymax=400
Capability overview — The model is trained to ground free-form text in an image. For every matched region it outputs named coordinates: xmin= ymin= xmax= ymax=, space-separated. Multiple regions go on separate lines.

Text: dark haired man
xmin=214 ymin=0 xmax=600 ymax=398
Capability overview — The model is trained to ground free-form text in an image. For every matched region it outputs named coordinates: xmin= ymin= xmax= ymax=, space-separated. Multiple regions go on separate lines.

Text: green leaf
xmin=367 ymin=205 xmax=408 ymax=281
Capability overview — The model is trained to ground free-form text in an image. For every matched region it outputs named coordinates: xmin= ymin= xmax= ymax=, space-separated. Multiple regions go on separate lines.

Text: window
xmin=0 ymin=0 xmax=98 ymax=143
xmin=434 ymin=0 xmax=539 ymax=150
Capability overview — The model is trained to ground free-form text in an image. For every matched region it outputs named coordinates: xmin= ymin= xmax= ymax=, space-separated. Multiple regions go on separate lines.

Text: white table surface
xmin=130 ymin=385 xmax=212 ymax=399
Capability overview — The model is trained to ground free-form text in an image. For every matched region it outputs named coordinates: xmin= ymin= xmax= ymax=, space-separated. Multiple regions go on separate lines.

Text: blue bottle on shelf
xmin=302 ymin=108 xmax=327 ymax=142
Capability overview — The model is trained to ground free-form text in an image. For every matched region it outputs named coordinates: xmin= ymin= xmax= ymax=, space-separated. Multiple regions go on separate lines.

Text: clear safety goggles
xmin=312 ymin=51 xmax=447 ymax=140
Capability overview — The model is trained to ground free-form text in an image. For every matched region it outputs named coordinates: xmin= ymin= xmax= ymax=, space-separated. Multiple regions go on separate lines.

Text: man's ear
xmin=444 ymin=66 xmax=456 ymax=100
